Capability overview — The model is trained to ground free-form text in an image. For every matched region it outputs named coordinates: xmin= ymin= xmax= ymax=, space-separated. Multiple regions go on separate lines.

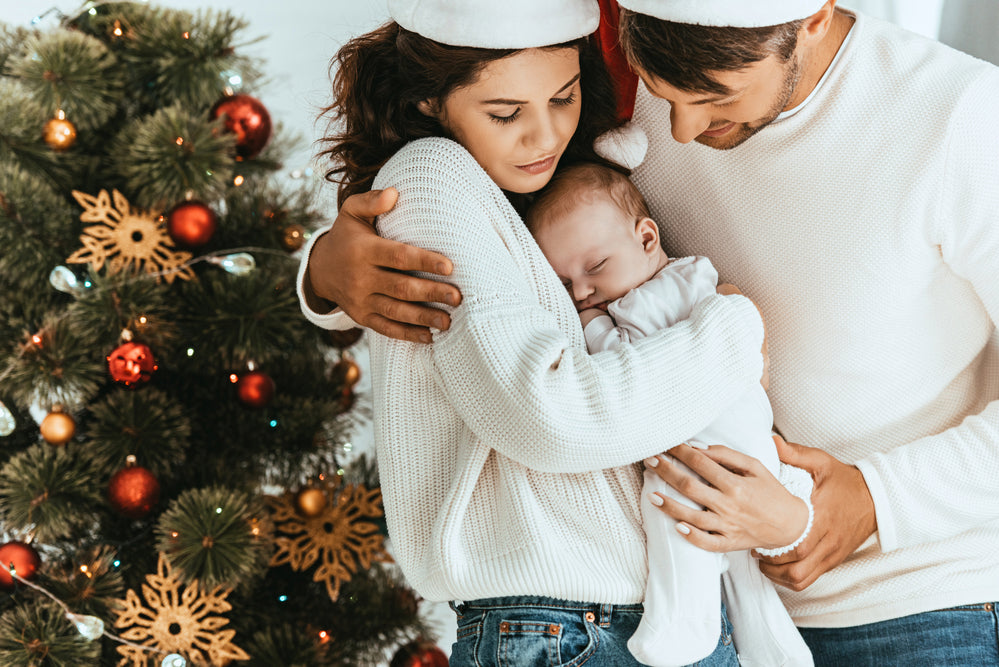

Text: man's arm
xmin=298 ymin=188 xmax=462 ymax=342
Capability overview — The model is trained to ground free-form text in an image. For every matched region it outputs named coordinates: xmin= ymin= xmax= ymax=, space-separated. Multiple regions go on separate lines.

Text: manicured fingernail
xmin=433 ymin=316 xmax=446 ymax=329
xmin=444 ymin=293 xmax=459 ymax=306
xmin=676 ymin=523 xmax=691 ymax=535
xmin=436 ymin=262 xmax=449 ymax=274
xmin=419 ymin=332 xmax=432 ymax=344
xmin=644 ymin=457 xmax=659 ymax=468
xmin=649 ymin=494 xmax=664 ymax=506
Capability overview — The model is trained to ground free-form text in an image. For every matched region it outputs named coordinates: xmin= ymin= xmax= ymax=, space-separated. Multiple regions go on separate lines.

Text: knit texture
xmin=338 ymin=136 xmax=766 ymax=605
xmin=631 ymin=10 xmax=999 ymax=627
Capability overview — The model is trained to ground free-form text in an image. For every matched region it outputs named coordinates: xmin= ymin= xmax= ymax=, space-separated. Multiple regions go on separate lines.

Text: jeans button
xmin=584 ymin=611 xmax=596 ymax=623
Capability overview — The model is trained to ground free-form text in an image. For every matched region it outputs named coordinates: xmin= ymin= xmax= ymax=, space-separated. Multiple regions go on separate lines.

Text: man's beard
xmin=695 ymin=56 xmax=802 ymax=150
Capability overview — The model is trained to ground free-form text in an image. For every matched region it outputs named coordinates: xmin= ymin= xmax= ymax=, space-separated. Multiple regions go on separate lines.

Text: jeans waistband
xmin=449 ymin=595 xmax=644 ymax=623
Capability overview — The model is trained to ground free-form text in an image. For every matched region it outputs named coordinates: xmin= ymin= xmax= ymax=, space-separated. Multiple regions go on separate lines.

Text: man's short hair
xmin=619 ymin=9 xmax=804 ymax=95
xmin=526 ymin=162 xmax=651 ymax=234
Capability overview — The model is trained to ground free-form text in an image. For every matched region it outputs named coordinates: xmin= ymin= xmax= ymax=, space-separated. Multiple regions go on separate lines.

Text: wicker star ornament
xmin=267 ymin=476 xmax=391 ymax=603
xmin=67 ymin=189 xmax=194 ymax=283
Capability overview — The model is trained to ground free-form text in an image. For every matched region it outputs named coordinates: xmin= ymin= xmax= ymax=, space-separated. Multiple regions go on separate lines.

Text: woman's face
xmin=433 ymin=47 xmax=582 ymax=193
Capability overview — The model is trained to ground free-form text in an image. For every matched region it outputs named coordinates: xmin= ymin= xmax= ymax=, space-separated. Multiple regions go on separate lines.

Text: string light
xmin=10 ymin=570 xmax=187 ymax=664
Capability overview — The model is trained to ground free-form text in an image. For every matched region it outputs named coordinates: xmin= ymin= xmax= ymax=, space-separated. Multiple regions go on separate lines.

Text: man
xmin=300 ymin=1 xmax=999 ymax=664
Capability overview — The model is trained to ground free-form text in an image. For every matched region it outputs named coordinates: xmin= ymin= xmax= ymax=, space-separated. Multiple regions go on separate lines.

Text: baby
xmin=526 ymin=162 xmax=813 ymax=667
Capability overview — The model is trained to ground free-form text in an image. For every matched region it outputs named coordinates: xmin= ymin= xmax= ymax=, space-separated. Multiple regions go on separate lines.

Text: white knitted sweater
xmin=631 ymin=10 xmax=999 ymax=627
xmin=298 ymin=137 xmax=765 ymax=605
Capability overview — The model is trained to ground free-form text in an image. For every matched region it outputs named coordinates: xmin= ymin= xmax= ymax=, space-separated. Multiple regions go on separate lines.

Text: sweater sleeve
xmin=374 ymin=138 xmax=765 ymax=474
xmin=855 ymin=67 xmax=999 ymax=552
xmin=295 ymin=225 xmax=361 ymax=331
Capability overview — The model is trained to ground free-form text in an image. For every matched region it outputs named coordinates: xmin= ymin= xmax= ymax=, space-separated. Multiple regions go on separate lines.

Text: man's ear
xmin=417 ymin=99 xmax=439 ymax=118
xmin=636 ymin=217 xmax=660 ymax=253
xmin=800 ymin=0 xmax=837 ymax=45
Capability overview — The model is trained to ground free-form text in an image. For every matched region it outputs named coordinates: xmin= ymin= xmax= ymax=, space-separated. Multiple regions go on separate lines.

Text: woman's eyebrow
xmin=481 ymin=73 xmax=581 ymax=105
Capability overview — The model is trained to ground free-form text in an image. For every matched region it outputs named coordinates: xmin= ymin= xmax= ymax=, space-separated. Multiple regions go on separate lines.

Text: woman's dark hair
xmin=618 ymin=9 xmax=805 ymax=95
xmin=318 ymin=23 xmax=621 ymax=207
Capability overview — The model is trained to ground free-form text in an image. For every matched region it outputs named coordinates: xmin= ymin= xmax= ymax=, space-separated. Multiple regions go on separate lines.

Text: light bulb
xmin=0 ymin=400 xmax=14 ymax=436
xmin=212 ymin=253 xmax=255 ymax=276
xmin=66 ymin=613 xmax=104 ymax=641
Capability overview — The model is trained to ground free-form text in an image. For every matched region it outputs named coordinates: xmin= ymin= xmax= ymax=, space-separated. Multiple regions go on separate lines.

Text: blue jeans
xmin=449 ymin=595 xmax=739 ymax=666
xmin=798 ymin=602 xmax=999 ymax=666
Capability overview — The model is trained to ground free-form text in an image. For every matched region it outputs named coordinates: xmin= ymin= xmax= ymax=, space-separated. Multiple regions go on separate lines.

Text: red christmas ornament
xmin=108 ymin=463 xmax=160 ymax=519
xmin=237 ymin=370 xmax=275 ymax=408
xmin=390 ymin=641 xmax=448 ymax=667
xmin=107 ymin=341 xmax=157 ymax=386
xmin=0 ymin=541 xmax=42 ymax=591
xmin=166 ymin=200 xmax=217 ymax=247
xmin=210 ymin=94 xmax=272 ymax=159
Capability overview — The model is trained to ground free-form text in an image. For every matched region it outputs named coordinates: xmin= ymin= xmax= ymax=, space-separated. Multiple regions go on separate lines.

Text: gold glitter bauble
xmin=40 ymin=411 xmax=76 ymax=445
xmin=295 ymin=488 xmax=327 ymax=518
xmin=281 ymin=224 xmax=306 ymax=251
xmin=43 ymin=116 xmax=77 ymax=151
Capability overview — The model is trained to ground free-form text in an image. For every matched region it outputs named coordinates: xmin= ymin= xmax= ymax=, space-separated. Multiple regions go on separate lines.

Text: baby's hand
xmin=578 ymin=308 xmax=606 ymax=328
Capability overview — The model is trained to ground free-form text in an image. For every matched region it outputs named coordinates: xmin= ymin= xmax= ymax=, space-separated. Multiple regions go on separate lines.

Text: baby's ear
xmin=417 ymin=99 xmax=440 ymax=118
xmin=636 ymin=217 xmax=660 ymax=252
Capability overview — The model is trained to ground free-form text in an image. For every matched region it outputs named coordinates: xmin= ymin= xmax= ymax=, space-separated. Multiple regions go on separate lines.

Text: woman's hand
xmin=646 ymin=443 xmax=808 ymax=552
xmin=305 ymin=188 xmax=463 ymax=343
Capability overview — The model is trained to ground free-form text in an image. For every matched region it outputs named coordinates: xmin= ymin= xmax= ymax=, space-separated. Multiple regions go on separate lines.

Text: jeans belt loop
xmin=599 ymin=603 xmax=613 ymax=627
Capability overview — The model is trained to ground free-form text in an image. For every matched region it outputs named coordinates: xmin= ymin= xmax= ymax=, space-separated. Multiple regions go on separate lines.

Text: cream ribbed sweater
xmin=631 ymin=10 xmax=999 ymax=627
xmin=297 ymin=137 xmax=765 ymax=605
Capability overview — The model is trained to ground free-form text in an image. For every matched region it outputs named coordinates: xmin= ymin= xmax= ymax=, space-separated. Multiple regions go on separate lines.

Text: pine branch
xmin=155 ymin=486 xmax=272 ymax=589
xmin=0 ymin=600 xmax=101 ymax=666
xmin=0 ymin=443 xmax=103 ymax=542
xmin=84 ymin=387 xmax=191 ymax=479
xmin=6 ymin=30 xmax=124 ymax=130
xmin=112 ymin=102 xmax=235 ymax=210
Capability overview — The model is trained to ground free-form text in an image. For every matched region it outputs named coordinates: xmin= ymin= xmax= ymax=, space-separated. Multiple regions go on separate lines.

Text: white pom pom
xmin=594 ymin=122 xmax=649 ymax=170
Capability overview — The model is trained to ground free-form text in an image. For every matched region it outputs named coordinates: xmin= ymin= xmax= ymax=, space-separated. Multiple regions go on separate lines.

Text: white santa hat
xmin=388 ymin=0 xmax=600 ymax=49
xmin=616 ymin=0 xmax=827 ymax=27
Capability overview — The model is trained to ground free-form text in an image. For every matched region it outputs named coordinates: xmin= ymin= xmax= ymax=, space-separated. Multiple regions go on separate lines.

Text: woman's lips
xmin=517 ymin=155 xmax=556 ymax=175
xmin=700 ymin=123 xmax=735 ymax=138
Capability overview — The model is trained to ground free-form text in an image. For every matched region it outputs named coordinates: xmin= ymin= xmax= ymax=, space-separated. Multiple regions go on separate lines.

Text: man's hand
xmin=305 ymin=188 xmax=462 ymax=343
xmin=756 ymin=435 xmax=878 ymax=591
xmin=645 ymin=444 xmax=809 ymax=552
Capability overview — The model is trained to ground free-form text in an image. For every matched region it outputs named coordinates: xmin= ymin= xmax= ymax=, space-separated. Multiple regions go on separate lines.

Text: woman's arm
xmin=374 ymin=138 xmax=766 ymax=473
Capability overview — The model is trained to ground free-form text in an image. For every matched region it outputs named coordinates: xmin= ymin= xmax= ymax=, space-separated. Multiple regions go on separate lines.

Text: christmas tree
xmin=0 ymin=3 xmax=440 ymax=665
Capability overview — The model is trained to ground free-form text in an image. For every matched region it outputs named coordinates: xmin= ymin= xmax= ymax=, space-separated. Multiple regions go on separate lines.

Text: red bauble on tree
xmin=166 ymin=200 xmax=217 ymax=247
xmin=390 ymin=641 xmax=448 ymax=667
xmin=210 ymin=93 xmax=272 ymax=160
xmin=0 ymin=541 xmax=42 ymax=591
xmin=108 ymin=341 xmax=157 ymax=386
xmin=108 ymin=459 xmax=160 ymax=519
xmin=236 ymin=370 xmax=275 ymax=408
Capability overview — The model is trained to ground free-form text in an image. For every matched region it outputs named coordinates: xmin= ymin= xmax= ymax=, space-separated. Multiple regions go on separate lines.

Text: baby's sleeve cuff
xmin=754 ymin=463 xmax=814 ymax=557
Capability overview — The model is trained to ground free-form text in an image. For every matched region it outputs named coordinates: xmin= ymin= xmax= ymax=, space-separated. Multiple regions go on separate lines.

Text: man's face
xmin=636 ymin=52 xmax=800 ymax=149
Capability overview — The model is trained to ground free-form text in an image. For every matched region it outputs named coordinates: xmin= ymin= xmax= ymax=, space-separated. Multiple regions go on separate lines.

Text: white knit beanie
xmin=616 ymin=0 xmax=827 ymax=27
xmin=388 ymin=0 xmax=600 ymax=48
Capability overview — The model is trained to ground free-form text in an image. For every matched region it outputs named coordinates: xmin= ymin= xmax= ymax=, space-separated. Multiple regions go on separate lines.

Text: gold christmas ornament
xmin=113 ymin=553 xmax=249 ymax=667
xmin=43 ymin=111 xmax=77 ymax=151
xmin=281 ymin=224 xmax=306 ymax=251
xmin=267 ymin=476 xmax=390 ymax=602
xmin=67 ymin=189 xmax=195 ymax=284
xmin=40 ymin=410 xmax=76 ymax=445
xmin=295 ymin=487 xmax=326 ymax=518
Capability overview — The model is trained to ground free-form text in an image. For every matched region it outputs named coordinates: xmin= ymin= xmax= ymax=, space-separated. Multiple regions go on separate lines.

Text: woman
xmin=298 ymin=1 xmax=808 ymax=664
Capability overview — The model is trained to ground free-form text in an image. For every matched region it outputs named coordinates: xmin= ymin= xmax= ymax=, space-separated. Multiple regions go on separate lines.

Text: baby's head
xmin=526 ymin=163 xmax=667 ymax=311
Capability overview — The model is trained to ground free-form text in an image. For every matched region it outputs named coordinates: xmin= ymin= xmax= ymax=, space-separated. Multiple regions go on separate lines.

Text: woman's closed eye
xmin=550 ymin=91 xmax=577 ymax=107
xmin=489 ymin=108 xmax=521 ymax=125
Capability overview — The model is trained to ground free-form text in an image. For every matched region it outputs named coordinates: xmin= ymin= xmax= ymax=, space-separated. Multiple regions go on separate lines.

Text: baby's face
xmin=534 ymin=193 xmax=658 ymax=311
